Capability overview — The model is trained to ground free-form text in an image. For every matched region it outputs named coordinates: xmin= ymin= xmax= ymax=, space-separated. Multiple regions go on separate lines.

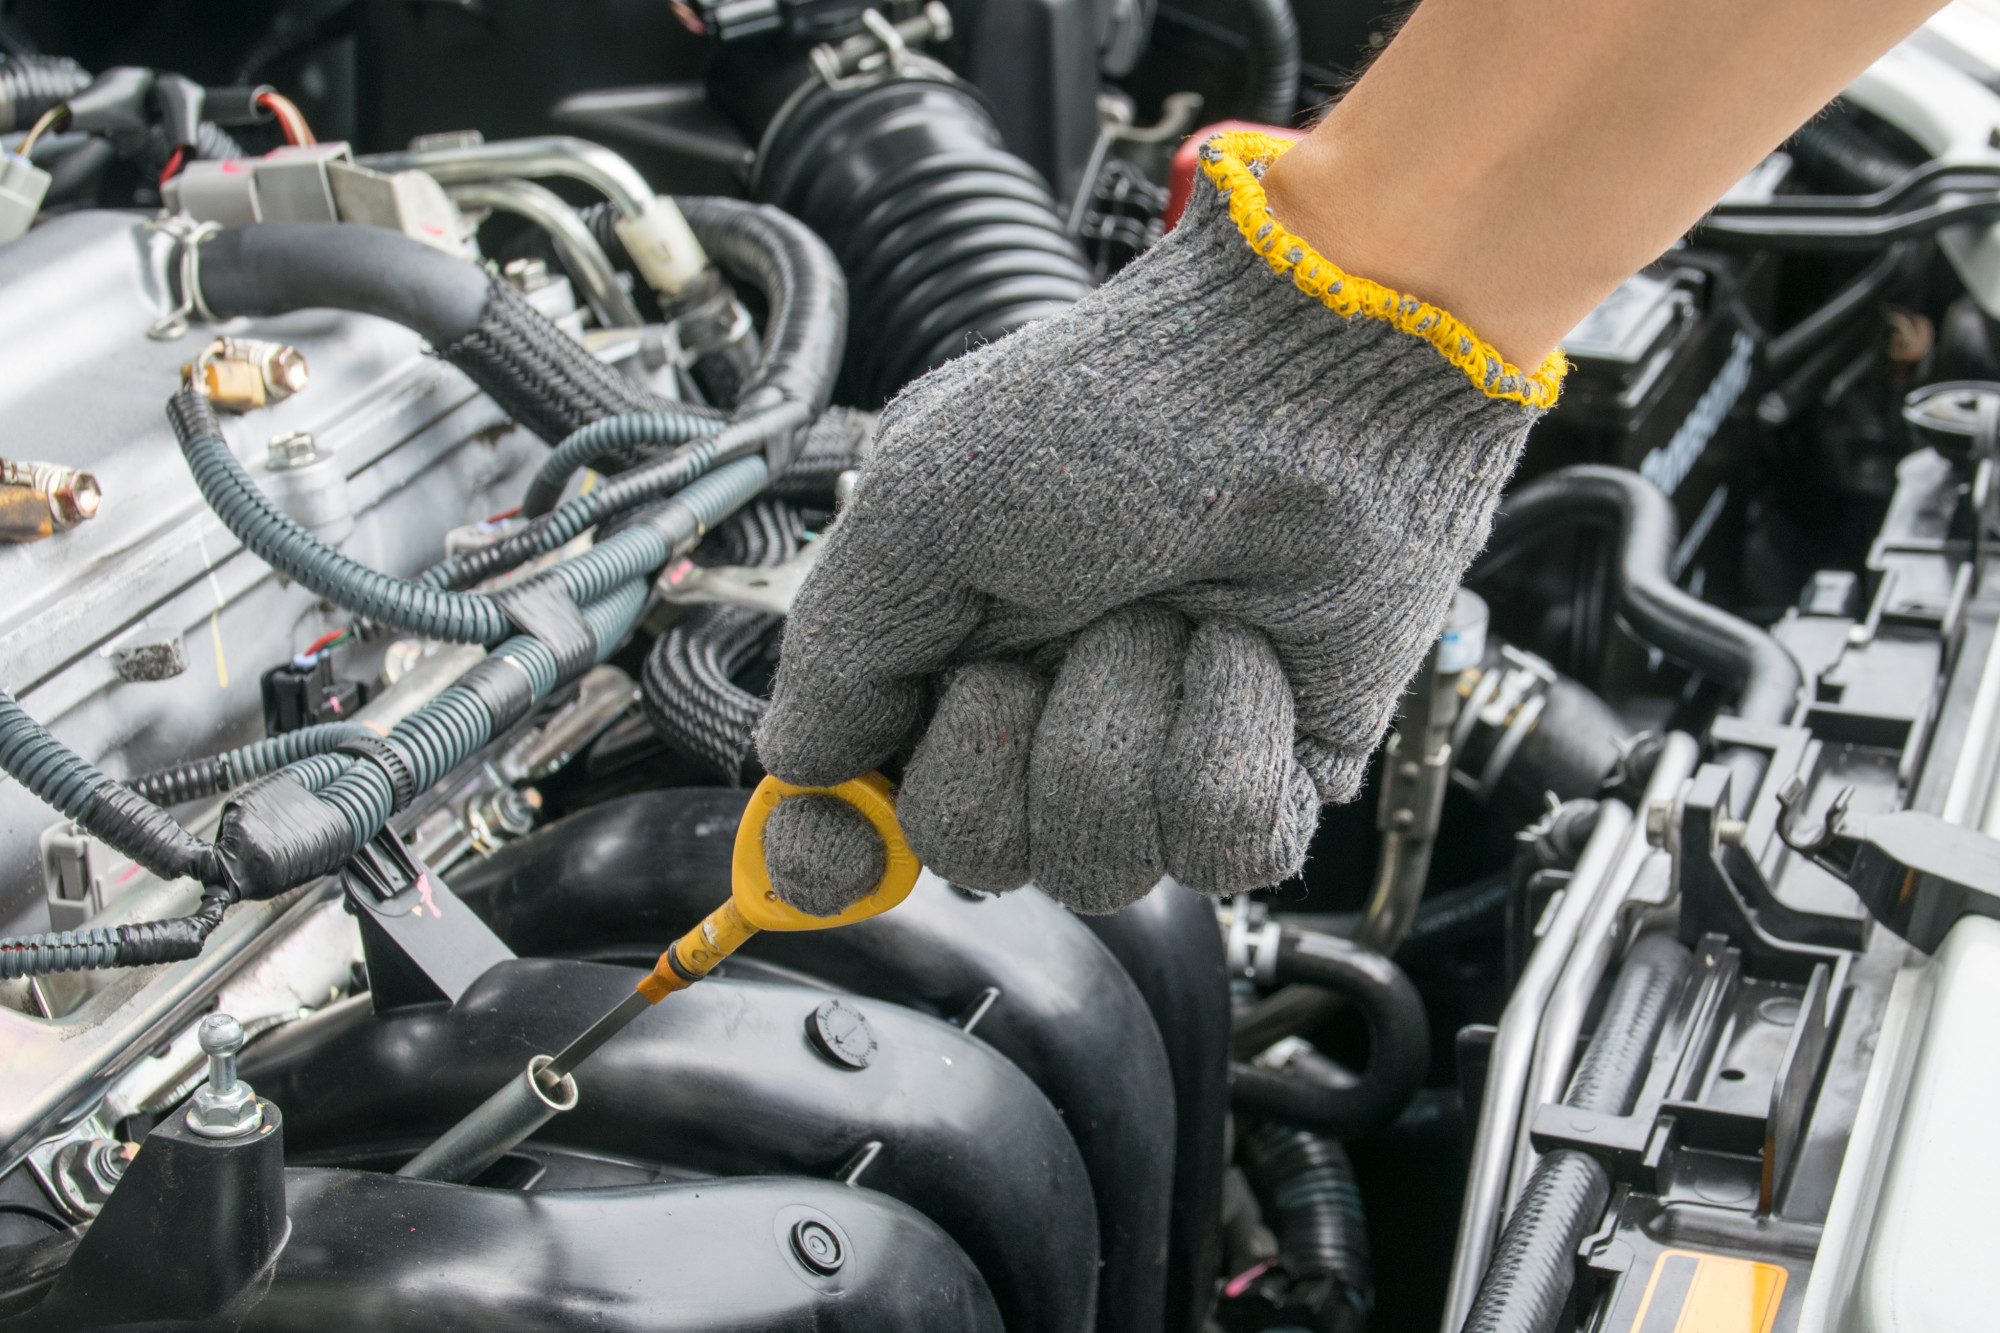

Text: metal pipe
xmin=360 ymin=135 xmax=709 ymax=296
xmin=1436 ymin=798 xmax=1634 ymax=1333
xmin=395 ymin=1053 xmax=577 ymax=1183
xmin=365 ymin=135 xmax=655 ymax=219
xmin=1505 ymin=731 xmax=1699 ymax=1205
xmin=444 ymin=178 xmax=644 ymax=329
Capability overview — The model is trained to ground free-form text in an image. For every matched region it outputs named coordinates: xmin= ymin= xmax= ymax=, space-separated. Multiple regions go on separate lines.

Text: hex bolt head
xmin=791 ymin=1218 xmax=845 ymax=1275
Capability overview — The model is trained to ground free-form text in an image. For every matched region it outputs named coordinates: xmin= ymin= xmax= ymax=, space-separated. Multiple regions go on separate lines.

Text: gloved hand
xmin=756 ymin=130 xmax=1564 ymax=916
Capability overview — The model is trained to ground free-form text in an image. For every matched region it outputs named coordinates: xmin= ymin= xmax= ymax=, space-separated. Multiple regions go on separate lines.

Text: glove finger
xmin=1156 ymin=617 xmax=1320 ymax=894
xmin=756 ymin=526 xmax=985 ymax=787
xmin=898 ymin=660 xmax=1048 ymax=894
xmin=1028 ymin=603 xmax=1188 ymax=914
xmin=762 ymin=793 xmax=887 ymax=917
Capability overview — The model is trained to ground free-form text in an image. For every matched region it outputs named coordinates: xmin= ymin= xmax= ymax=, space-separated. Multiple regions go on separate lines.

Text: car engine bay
xmin=4 ymin=2 xmax=2000 ymax=1330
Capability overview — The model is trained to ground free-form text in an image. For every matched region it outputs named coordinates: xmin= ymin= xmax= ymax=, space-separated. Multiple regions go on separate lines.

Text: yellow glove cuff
xmin=1199 ymin=130 xmax=1568 ymax=410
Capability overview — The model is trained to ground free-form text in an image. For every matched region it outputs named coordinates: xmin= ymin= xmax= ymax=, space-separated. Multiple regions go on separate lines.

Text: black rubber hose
xmin=1480 ymin=466 xmax=1803 ymax=726
xmin=1229 ymin=928 xmax=1431 ymax=1139
xmin=675 ymin=195 xmax=847 ymax=429
xmin=1241 ymin=1125 xmax=1372 ymax=1333
xmin=1462 ymin=933 xmax=1691 ymax=1333
xmin=1789 ymin=113 xmax=1917 ymax=194
xmin=1766 ymin=239 xmax=1923 ymax=374
xmin=191 ymin=222 xmax=677 ymax=444
xmin=0 ymin=53 xmax=88 ymax=133
xmin=757 ymin=76 xmax=1094 ymax=406
xmin=571 ymin=194 xmax=847 ymax=470
xmin=1240 ymin=0 xmax=1302 ymax=125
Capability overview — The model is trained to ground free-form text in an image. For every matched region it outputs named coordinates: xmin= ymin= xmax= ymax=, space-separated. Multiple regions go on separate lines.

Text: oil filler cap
xmin=791 ymin=1218 xmax=845 ymax=1275
xmin=806 ymin=999 xmax=876 ymax=1069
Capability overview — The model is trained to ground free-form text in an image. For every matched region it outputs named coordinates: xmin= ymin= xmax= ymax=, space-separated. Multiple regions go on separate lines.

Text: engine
xmin=2 ymin=4 xmax=2000 ymax=1332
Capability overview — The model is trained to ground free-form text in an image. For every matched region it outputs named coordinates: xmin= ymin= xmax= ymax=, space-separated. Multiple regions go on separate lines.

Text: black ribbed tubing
xmin=1229 ymin=927 xmax=1431 ymax=1139
xmin=0 ymin=53 xmax=89 ymax=133
xmin=640 ymin=500 xmax=803 ymax=782
xmin=1481 ymin=466 xmax=1803 ymax=726
xmin=1240 ymin=0 xmax=1302 ymax=125
xmin=521 ymin=411 xmax=723 ymax=518
xmin=1462 ymin=933 xmax=1691 ymax=1333
xmin=758 ymin=76 xmax=1094 ymax=406
xmin=1242 ymin=1125 xmax=1372 ymax=1330
xmin=126 ymin=720 xmax=374 ymax=805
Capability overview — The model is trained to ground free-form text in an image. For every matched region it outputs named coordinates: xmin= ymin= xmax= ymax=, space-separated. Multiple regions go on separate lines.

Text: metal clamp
xmin=1224 ymin=895 xmax=1281 ymax=988
xmin=145 ymin=214 xmax=223 ymax=341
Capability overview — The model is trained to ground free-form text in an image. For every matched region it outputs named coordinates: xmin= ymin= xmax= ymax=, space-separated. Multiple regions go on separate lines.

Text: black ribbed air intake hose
xmin=640 ymin=500 xmax=805 ymax=782
xmin=1241 ymin=0 xmax=1302 ymax=126
xmin=757 ymin=76 xmax=1095 ymax=407
xmin=0 ymin=53 xmax=89 ymax=133
xmin=1462 ymin=932 xmax=1691 ymax=1333
xmin=1229 ymin=927 xmax=1431 ymax=1139
xmin=1242 ymin=1125 xmax=1372 ymax=1333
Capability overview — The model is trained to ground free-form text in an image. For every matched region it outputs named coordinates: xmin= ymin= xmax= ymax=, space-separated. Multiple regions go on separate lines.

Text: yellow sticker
xmin=1627 ymin=1250 xmax=1786 ymax=1333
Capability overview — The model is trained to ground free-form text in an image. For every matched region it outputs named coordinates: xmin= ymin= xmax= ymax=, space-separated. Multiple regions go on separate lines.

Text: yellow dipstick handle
xmin=635 ymin=770 xmax=921 ymax=1002
xmin=545 ymin=771 xmax=920 ymax=1080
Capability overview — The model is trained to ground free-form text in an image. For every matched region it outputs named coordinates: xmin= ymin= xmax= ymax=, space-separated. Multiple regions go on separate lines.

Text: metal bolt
xmin=1644 ymin=799 xmax=1673 ymax=849
xmin=791 ymin=1218 xmax=846 ymax=1274
xmin=265 ymin=430 xmax=319 ymax=470
xmin=187 ymin=1012 xmax=263 ymax=1138
xmin=503 ymin=256 xmax=553 ymax=293
xmin=1715 ymin=818 xmax=1748 ymax=848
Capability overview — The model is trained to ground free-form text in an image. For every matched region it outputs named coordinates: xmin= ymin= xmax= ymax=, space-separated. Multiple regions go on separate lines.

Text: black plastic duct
xmin=19 ymin=1169 xmax=1000 ymax=1331
xmin=757 ymin=76 xmax=1094 ymax=406
xmin=446 ymin=789 xmax=1177 ymax=1333
xmin=1080 ymin=880 xmax=1233 ymax=1333
xmin=243 ymin=959 xmax=1100 ymax=1333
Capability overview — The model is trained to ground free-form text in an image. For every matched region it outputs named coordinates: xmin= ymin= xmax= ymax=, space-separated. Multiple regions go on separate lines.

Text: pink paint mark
xmin=117 ymin=864 xmax=142 ymax=884
xmin=220 ymin=158 xmax=248 ymax=174
xmin=414 ymin=872 xmax=440 ymax=917
xmin=1223 ymin=1261 xmax=1273 ymax=1300
xmin=421 ymin=223 xmax=445 ymax=236
xmin=665 ymin=558 xmax=696 ymax=587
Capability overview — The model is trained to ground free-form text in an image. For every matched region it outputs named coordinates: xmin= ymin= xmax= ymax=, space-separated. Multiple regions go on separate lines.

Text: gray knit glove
xmin=757 ymin=130 xmax=1563 ymax=915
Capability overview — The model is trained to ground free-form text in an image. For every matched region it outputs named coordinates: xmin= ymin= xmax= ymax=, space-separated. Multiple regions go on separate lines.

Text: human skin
xmin=1261 ymin=0 xmax=1950 ymax=369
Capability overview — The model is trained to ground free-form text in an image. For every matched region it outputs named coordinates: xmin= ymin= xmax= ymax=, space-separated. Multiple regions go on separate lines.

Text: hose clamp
xmin=1224 ymin=894 xmax=1282 ymax=989
xmin=335 ymin=734 xmax=418 ymax=813
xmin=145 ymin=214 xmax=223 ymax=341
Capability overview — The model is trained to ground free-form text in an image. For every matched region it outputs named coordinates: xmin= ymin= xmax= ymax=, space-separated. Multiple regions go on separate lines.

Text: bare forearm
xmin=1263 ymin=0 xmax=1946 ymax=368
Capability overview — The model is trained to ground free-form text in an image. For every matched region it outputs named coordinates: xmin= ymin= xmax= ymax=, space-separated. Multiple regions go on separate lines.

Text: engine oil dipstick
xmin=396 ymin=772 xmax=920 ymax=1183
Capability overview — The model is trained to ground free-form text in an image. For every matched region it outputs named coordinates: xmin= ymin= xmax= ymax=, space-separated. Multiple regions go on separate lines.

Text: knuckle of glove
xmin=762 ymin=794 xmax=886 ymax=917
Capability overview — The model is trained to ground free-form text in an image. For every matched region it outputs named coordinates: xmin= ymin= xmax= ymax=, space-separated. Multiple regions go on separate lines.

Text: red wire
xmin=302 ymin=628 xmax=347 ymax=658
xmin=159 ymin=146 xmax=186 ymax=185
xmin=484 ymin=506 xmax=523 ymax=524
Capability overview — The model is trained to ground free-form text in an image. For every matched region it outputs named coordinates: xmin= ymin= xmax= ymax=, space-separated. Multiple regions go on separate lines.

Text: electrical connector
xmin=0 ymin=153 xmax=51 ymax=244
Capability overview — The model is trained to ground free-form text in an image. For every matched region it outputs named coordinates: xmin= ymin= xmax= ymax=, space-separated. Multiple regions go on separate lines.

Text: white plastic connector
xmin=0 ymin=153 xmax=52 ymax=244
xmin=613 ymin=198 xmax=709 ymax=297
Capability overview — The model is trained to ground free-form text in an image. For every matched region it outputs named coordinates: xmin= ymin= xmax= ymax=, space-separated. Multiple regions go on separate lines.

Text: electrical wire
xmin=254 ymin=90 xmax=314 ymax=146
xmin=17 ymin=102 xmax=66 ymax=158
